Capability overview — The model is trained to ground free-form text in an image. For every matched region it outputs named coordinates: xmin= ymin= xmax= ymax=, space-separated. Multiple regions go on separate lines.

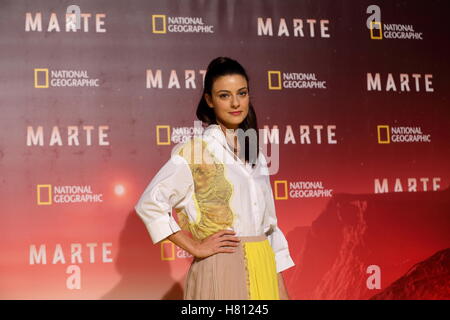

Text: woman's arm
xmin=135 ymin=153 xmax=193 ymax=245
xmin=277 ymin=272 xmax=290 ymax=300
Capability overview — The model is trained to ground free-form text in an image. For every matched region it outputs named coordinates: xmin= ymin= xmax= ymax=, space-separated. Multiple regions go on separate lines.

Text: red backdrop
xmin=0 ymin=0 xmax=449 ymax=299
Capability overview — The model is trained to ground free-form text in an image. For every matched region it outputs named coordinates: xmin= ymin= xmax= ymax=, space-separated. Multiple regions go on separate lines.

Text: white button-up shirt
xmin=135 ymin=124 xmax=295 ymax=273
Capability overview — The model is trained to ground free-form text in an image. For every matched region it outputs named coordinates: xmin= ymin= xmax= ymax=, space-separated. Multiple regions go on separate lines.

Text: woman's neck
xmin=216 ymin=122 xmax=241 ymax=160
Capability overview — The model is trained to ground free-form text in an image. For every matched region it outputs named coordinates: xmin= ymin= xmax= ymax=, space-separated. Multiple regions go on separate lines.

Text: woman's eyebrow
xmin=216 ymin=87 xmax=248 ymax=93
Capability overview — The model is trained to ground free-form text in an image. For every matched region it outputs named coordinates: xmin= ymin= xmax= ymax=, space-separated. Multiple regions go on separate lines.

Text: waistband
xmin=237 ymin=235 xmax=267 ymax=243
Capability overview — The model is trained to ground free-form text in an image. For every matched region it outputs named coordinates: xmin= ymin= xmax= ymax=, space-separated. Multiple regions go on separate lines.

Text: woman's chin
xmin=225 ymin=117 xmax=245 ymax=127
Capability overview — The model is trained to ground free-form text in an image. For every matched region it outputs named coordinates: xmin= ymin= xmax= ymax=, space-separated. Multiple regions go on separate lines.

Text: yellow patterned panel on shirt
xmin=175 ymin=137 xmax=235 ymax=240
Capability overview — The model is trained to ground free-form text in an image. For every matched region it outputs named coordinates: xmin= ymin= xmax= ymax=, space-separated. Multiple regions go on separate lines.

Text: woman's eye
xmin=219 ymin=92 xmax=247 ymax=98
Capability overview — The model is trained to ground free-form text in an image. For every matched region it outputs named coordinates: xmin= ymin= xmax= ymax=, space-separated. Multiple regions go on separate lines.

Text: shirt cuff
xmin=274 ymin=248 xmax=295 ymax=273
xmin=139 ymin=210 xmax=181 ymax=244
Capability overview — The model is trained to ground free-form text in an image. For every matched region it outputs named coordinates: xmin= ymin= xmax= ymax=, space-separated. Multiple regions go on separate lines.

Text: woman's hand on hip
xmin=193 ymin=230 xmax=240 ymax=259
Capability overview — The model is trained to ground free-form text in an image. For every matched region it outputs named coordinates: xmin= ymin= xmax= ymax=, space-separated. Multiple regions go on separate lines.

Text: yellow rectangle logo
xmin=161 ymin=240 xmax=175 ymax=261
xmin=370 ymin=21 xmax=383 ymax=40
xmin=377 ymin=125 xmax=390 ymax=144
xmin=156 ymin=125 xmax=171 ymax=145
xmin=152 ymin=15 xmax=167 ymax=34
xmin=268 ymin=71 xmax=282 ymax=90
xmin=274 ymin=180 xmax=288 ymax=200
xmin=37 ymin=184 xmax=52 ymax=205
xmin=34 ymin=68 xmax=49 ymax=88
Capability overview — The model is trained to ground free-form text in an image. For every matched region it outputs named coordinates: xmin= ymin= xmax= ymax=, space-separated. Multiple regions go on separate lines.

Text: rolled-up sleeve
xmin=267 ymin=224 xmax=295 ymax=273
xmin=134 ymin=152 xmax=193 ymax=244
xmin=260 ymin=153 xmax=295 ymax=273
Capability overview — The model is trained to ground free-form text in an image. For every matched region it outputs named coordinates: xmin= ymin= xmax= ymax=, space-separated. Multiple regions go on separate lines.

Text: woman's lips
xmin=229 ymin=111 xmax=242 ymax=116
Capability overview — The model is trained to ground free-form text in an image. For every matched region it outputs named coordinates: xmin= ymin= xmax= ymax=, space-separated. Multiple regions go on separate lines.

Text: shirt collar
xmin=202 ymin=123 xmax=229 ymax=148
xmin=202 ymin=123 xmax=259 ymax=175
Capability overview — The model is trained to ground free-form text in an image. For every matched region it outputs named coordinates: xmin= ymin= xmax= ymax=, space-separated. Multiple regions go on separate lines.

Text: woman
xmin=135 ymin=57 xmax=295 ymax=300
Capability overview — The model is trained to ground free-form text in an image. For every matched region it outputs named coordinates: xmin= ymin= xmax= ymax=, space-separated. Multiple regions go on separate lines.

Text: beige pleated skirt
xmin=184 ymin=235 xmax=279 ymax=300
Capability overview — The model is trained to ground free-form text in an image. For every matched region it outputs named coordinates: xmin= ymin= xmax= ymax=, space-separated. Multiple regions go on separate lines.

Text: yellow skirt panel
xmin=243 ymin=239 xmax=279 ymax=300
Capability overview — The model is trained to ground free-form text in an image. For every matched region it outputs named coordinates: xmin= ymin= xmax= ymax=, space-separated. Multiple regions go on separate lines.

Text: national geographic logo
xmin=152 ymin=14 xmax=214 ymax=34
xmin=36 ymin=184 xmax=103 ymax=205
xmin=377 ymin=125 xmax=431 ymax=144
xmin=268 ymin=71 xmax=326 ymax=90
xmin=160 ymin=240 xmax=193 ymax=261
xmin=146 ymin=69 xmax=206 ymax=89
xmin=274 ymin=180 xmax=333 ymax=199
xmin=34 ymin=68 xmax=100 ymax=88
xmin=257 ymin=17 xmax=330 ymax=38
xmin=366 ymin=5 xmax=423 ymax=40
xmin=156 ymin=123 xmax=204 ymax=145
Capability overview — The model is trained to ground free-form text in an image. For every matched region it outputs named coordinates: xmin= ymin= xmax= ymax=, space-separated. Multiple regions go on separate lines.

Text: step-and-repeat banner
xmin=1 ymin=0 xmax=449 ymax=300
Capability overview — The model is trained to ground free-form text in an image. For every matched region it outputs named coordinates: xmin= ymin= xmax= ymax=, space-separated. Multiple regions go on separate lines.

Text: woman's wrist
xmin=188 ymin=238 xmax=201 ymax=258
xmin=167 ymin=231 xmax=200 ymax=258
xmin=187 ymin=237 xmax=201 ymax=258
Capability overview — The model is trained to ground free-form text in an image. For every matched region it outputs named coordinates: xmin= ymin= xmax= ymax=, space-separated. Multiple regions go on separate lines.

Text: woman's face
xmin=205 ymin=74 xmax=249 ymax=130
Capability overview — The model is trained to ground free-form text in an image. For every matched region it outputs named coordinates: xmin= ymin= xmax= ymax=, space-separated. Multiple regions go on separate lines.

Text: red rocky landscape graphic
xmin=284 ymin=187 xmax=450 ymax=300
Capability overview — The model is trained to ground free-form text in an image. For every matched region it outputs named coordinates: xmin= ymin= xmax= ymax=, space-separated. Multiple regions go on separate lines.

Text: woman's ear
xmin=204 ymin=93 xmax=213 ymax=108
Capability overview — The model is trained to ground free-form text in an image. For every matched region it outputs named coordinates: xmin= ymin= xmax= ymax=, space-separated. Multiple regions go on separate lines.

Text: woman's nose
xmin=231 ymin=94 xmax=240 ymax=107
